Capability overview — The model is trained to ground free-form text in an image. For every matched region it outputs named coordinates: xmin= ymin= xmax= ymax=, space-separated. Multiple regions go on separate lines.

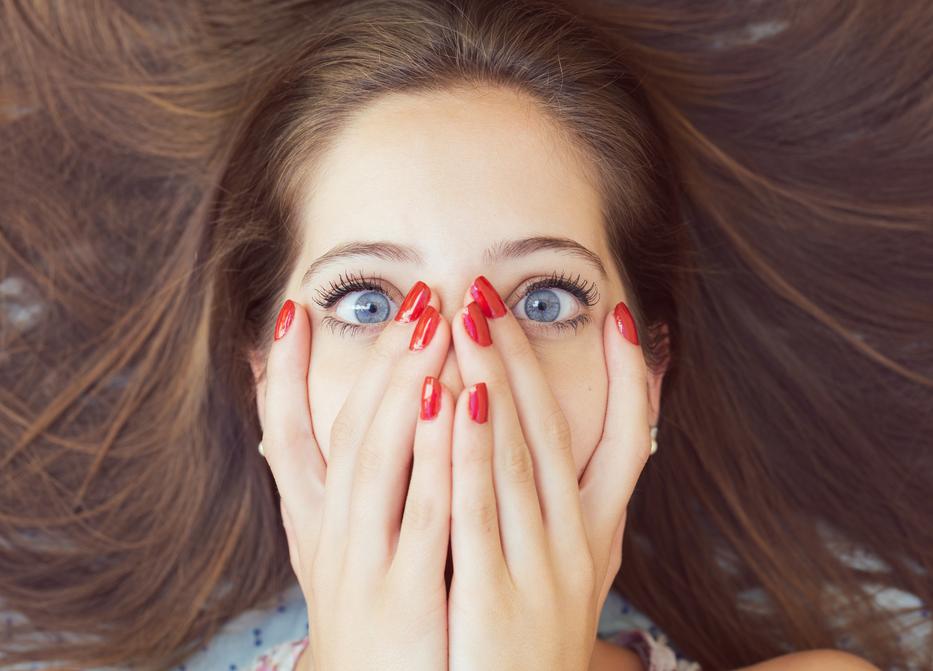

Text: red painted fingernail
xmin=274 ymin=300 xmax=295 ymax=340
xmin=409 ymin=305 xmax=440 ymax=351
xmin=462 ymin=302 xmax=492 ymax=346
xmin=468 ymin=382 xmax=488 ymax=423
xmin=395 ymin=280 xmax=431 ymax=323
xmin=613 ymin=300 xmax=639 ymax=345
xmin=421 ymin=375 xmax=441 ymax=420
xmin=469 ymin=275 xmax=507 ymax=318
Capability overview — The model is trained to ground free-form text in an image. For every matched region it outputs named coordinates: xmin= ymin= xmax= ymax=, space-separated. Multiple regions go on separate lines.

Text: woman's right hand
xmin=260 ymin=282 xmax=453 ymax=671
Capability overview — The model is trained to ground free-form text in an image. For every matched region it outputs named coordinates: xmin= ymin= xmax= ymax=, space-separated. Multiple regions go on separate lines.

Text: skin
xmin=251 ymin=85 xmax=877 ymax=670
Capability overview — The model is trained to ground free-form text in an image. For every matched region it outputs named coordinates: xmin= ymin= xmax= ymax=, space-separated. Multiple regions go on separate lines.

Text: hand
xmin=446 ymin=276 xmax=652 ymax=671
xmin=260 ymin=283 xmax=453 ymax=671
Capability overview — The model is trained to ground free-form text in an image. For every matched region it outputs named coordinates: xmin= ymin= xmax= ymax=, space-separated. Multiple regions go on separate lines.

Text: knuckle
xmin=354 ymin=441 xmax=383 ymax=482
xmin=329 ymin=414 xmax=355 ymax=453
xmin=460 ymin=438 xmax=491 ymax=467
xmin=500 ymin=433 xmax=535 ymax=484
xmin=403 ymin=496 xmax=435 ymax=533
xmin=542 ymin=408 xmax=572 ymax=451
xmin=465 ymin=497 xmax=498 ymax=532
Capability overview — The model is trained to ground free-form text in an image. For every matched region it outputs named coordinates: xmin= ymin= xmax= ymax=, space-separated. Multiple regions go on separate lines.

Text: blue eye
xmin=519 ymin=288 xmax=569 ymax=323
xmin=334 ymin=289 xmax=396 ymax=325
xmin=509 ymin=272 xmax=599 ymax=335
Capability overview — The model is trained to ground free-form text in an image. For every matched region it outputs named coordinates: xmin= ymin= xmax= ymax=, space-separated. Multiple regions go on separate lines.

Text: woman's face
xmin=254 ymin=85 xmax=663 ymax=480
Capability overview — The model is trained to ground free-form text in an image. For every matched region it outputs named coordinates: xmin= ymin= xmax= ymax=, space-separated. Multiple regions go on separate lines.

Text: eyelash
xmin=312 ymin=268 xmax=599 ymax=336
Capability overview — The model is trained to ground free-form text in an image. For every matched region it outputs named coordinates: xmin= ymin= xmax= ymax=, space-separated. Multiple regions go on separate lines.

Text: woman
xmin=1 ymin=0 xmax=929 ymax=669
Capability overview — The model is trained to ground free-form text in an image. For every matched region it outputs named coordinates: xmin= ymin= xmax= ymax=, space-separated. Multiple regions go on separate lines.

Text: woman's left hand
xmin=447 ymin=276 xmax=652 ymax=671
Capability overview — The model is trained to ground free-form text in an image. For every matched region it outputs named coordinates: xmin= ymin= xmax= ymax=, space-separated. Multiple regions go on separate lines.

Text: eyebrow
xmin=300 ymin=235 xmax=608 ymax=287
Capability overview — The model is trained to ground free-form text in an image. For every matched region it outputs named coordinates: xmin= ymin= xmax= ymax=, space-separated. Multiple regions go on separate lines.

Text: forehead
xmin=294 ymin=85 xmax=607 ymax=267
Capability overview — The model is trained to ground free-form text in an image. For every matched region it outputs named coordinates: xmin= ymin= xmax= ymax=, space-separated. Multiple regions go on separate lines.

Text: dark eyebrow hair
xmin=300 ymin=235 xmax=608 ymax=287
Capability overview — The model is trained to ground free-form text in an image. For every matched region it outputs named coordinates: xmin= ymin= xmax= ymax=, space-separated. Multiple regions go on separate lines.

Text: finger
xmin=451 ymin=299 xmax=547 ymax=580
xmin=466 ymin=274 xmax=588 ymax=563
xmin=450 ymin=382 xmax=508 ymax=586
xmin=344 ymin=308 xmax=450 ymax=573
xmin=389 ymin=376 xmax=454 ymax=587
xmin=263 ymin=298 xmax=326 ymax=559
xmin=579 ymin=300 xmax=651 ymax=550
xmin=317 ymin=281 xmax=440 ymax=563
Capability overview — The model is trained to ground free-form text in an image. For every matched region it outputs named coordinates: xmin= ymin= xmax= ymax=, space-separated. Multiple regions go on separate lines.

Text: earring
xmin=649 ymin=425 xmax=658 ymax=455
xmin=258 ymin=440 xmax=265 ymax=457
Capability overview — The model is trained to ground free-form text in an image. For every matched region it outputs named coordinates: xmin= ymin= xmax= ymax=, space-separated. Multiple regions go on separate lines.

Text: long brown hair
xmin=2 ymin=1 xmax=930 ymax=669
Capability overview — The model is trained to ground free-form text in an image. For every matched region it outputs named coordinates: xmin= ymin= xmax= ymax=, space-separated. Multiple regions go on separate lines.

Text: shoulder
xmin=736 ymin=649 xmax=881 ymax=671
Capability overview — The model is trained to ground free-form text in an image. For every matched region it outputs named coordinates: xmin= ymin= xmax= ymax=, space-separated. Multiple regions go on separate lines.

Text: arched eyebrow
xmin=300 ymin=235 xmax=607 ymax=287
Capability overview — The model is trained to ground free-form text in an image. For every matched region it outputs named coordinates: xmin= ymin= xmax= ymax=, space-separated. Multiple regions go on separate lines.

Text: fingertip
xmin=394 ymin=280 xmax=432 ymax=323
xmin=418 ymin=376 xmax=457 ymax=423
xmin=603 ymin=302 xmax=649 ymax=384
xmin=419 ymin=375 xmax=442 ymax=421
xmin=272 ymin=297 xmax=311 ymax=345
xmin=611 ymin=300 xmax=639 ymax=347
xmin=604 ymin=301 xmax=642 ymax=358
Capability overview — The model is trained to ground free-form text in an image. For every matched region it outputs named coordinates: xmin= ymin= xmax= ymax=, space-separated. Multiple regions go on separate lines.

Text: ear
xmin=249 ymin=347 xmax=268 ymax=432
xmin=646 ymin=322 xmax=670 ymax=426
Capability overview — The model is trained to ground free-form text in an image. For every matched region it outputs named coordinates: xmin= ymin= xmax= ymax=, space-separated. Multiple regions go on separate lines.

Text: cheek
xmin=540 ymin=338 xmax=609 ymax=480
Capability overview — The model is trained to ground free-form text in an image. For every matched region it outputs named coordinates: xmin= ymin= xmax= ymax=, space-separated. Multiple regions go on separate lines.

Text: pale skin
xmin=251 ymin=85 xmax=879 ymax=670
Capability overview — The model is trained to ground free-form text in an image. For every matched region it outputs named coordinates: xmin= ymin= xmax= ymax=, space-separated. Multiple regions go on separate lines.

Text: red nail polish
xmin=613 ymin=301 xmax=639 ymax=345
xmin=395 ymin=280 xmax=431 ymax=323
xmin=469 ymin=275 xmax=507 ymax=319
xmin=409 ymin=305 xmax=440 ymax=351
xmin=421 ymin=376 xmax=440 ymax=420
xmin=274 ymin=300 xmax=295 ymax=340
xmin=462 ymin=302 xmax=492 ymax=346
xmin=468 ymin=382 xmax=488 ymax=423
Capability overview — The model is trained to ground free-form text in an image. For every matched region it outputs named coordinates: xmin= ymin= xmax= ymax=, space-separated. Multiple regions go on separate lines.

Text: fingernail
xmin=469 ymin=275 xmax=507 ymax=319
xmin=274 ymin=299 xmax=295 ymax=341
xmin=468 ymin=382 xmax=488 ymax=423
xmin=409 ymin=305 xmax=440 ymax=351
xmin=395 ymin=280 xmax=431 ymax=323
xmin=421 ymin=375 xmax=440 ymax=420
xmin=613 ymin=300 xmax=639 ymax=345
xmin=462 ymin=302 xmax=492 ymax=346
